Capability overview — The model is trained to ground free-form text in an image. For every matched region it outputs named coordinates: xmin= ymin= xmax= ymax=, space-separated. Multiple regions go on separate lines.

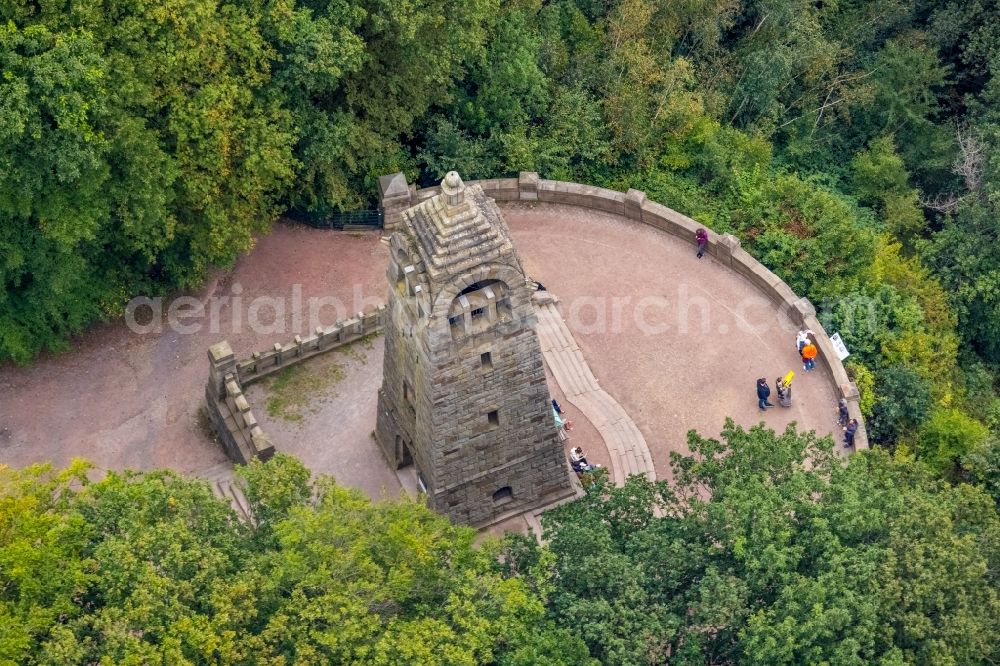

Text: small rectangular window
xmin=480 ymin=351 xmax=492 ymax=369
xmin=471 ymin=307 xmax=486 ymax=320
xmin=403 ymin=381 xmax=412 ymax=405
xmin=487 ymin=410 xmax=499 ymax=427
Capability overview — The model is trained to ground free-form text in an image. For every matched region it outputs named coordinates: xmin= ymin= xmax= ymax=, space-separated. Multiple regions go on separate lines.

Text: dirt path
xmin=0 ymin=222 xmax=388 ymax=475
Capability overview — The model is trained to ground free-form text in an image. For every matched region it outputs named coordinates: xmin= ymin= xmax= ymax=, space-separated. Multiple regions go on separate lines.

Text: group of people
xmin=554 ymin=398 xmax=603 ymax=475
xmin=756 ymin=377 xmax=781 ymax=410
xmin=838 ymin=398 xmax=859 ymax=448
xmin=755 ymin=329 xmax=860 ymax=448
xmin=756 ymin=370 xmax=793 ymax=410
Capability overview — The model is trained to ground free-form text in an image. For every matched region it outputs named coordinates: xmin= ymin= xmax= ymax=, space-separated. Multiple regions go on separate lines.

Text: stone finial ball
xmin=442 ymin=171 xmax=465 ymax=195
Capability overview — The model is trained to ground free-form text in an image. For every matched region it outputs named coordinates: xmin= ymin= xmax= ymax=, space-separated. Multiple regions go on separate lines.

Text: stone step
xmin=222 ymin=481 xmax=253 ymax=522
xmin=534 ymin=298 xmax=656 ymax=487
xmin=196 ymin=463 xmax=254 ymax=523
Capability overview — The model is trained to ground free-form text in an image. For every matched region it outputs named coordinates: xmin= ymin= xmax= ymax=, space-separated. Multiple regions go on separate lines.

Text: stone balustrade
xmin=236 ymin=306 xmax=385 ymax=385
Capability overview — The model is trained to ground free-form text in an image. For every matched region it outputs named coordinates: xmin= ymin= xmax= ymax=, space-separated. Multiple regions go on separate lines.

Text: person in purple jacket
xmin=695 ymin=228 xmax=709 ymax=259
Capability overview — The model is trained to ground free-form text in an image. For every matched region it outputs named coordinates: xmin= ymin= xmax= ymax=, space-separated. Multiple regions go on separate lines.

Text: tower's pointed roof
xmin=401 ymin=172 xmax=521 ymax=291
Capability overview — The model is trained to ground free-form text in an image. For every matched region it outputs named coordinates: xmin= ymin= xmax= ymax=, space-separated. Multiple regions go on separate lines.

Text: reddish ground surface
xmin=504 ymin=202 xmax=841 ymax=480
xmin=0 ymin=204 xmax=841 ymax=496
xmin=242 ymin=338 xmax=403 ymax=499
xmin=0 ymin=222 xmax=388 ymax=477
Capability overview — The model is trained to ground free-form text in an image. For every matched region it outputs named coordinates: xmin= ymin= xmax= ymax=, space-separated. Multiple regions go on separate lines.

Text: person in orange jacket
xmin=801 ymin=341 xmax=817 ymax=371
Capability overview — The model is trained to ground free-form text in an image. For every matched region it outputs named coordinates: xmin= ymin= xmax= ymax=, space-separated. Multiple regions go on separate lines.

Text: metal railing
xmin=287 ymin=208 xmax=384 ymax=230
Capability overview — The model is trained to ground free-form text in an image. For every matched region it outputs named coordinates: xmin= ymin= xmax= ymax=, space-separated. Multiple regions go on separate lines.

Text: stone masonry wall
xmin=206 ymin=306 xmax=387 ymax=464
xmin=421 ymin=327 xmax=569 ymax=525
xmin=205 ymin=341 xmax=274 ymax=465
xmin=380 ymin=172 xmax=869 ymax=450
xmin=236 ymin=306 xmax=385 ymax=384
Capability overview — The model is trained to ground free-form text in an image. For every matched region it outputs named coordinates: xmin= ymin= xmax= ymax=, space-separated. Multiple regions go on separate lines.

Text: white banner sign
xmin=829 ymin=332 xmax=850 ymax=361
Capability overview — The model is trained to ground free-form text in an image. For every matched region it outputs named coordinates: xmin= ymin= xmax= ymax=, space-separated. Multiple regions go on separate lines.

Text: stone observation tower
xmin=374 ymin=171 xmax=573 ymax=526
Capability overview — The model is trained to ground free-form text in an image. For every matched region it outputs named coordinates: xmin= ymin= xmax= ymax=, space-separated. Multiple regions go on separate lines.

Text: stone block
xmin=713 ymin=234 xmax=741 ymax=268
xmin=792 ymin=297 xmax=816 ymax=325
xmin=624 ymin=189 xmax=646 ymax=221
xmin=207 ymin=340 xmax=237 ymax=398
xmin=379 ymin=172 xmax=410 ymax=199
xmin=251 ymin=430 xmax=275 ymax=461
xmin=518 ymin=171 xmax=539 ymax=201
xmin=208 ymin=340 xmax=234 ymax=365
xmin=730 ymin=248 xmax=785 ymax=296
xmin=841 ymin=382 xmax=861 ymax=400
xmin=495 ymin=178 xmax=520 ymax=201
xmin=639 ymin=201 xmax=700 ymax=240
xmin=587 ymin=187 xmax=626 ymax=215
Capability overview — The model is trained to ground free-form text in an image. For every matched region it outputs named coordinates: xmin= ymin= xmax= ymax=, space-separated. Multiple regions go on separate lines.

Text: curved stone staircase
xmin=534 ymin=298 xmax=656 ymax=485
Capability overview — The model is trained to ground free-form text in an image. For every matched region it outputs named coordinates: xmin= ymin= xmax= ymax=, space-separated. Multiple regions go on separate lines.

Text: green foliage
xmin=925 ymin=194 xmax=1000 ymax=365
xmin=0 ymin=24 xmax=116 ymax=362
xmin=869 ymin=365 xmax=934 ymax=446
xmin=0 ymin=459 xmax=589 ymax=665
xmin=0 ymin=461 xmax=92 ymax=664
xmin=419 ymin=118 xmax=496 ymax=182
xmin=917 ymin=408 xmax=989 ymax=478
xmin=961 ymin=437 xmax=1000 ymax=506
xmin=0 ymin=464 xmax=254 ymax=665
xmin=236 ymin=453 xmax=311 ymax=528
xmin=850 ymin=136 xmax=925 ymax=243
xmin=535 ymin=420 xmax=1000 ymax=664
xmin=451 ymin=0 xmax=548 ymax=136
xmin=859 ymin=34 xmax=955 ymax=188
xmin=846 ymin=360 xmax=876 ymax=417
xmin=0 ymin=0 xmax=295 ymax=363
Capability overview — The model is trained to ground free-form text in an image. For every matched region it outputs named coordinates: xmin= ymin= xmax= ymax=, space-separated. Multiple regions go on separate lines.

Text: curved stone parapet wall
xmin=379 ymin=171 xmax=868 ymax=451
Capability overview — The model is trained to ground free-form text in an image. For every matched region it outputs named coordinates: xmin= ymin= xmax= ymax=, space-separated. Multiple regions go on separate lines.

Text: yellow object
xmin=782 ymin=370 xmax=795 ymax=387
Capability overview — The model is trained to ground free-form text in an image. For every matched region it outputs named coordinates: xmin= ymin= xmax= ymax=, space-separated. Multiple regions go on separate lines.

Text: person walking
xmin=837 ymin=398 xmax=849 ymax=426
xmin=843 ymin=418 xmax=858 ymax=448
xmin=801 ymin=342 xmax=817 ymax=371
xmin=757 ymin=378 xmax=774 ymax=411
xmin=695 ymin=228 xmax=708 ymax=259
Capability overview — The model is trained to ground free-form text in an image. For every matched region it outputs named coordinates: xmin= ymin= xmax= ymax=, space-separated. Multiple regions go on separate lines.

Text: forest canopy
xmin=2 ymin=436 xmax=997 ymax=665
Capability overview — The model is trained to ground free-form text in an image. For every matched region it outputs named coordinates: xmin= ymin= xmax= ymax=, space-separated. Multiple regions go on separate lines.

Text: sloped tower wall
xmin=375 ymin=172 xmax=572 ymax=526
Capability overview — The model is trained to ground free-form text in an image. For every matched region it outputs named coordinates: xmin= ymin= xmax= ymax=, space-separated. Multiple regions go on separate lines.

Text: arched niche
xmin=446 ymin=279 xmax=513 ymax=337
